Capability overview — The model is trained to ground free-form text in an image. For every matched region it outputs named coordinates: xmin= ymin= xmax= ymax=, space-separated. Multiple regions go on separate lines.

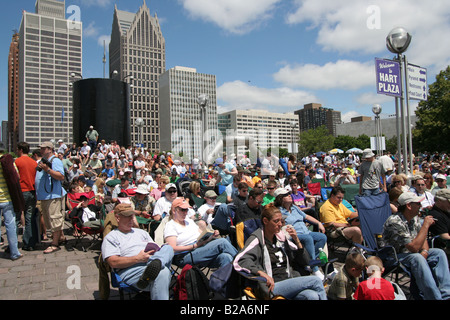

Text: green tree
xmin=334 ymin=135 xmax=358 ymax=151
xmin=298 ymin=126 xmax=335 ymax=157
xmin=413 ymin=66 xmax=450 ymax=153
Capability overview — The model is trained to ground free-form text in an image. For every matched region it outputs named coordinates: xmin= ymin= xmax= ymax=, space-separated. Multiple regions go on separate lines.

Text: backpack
xmin=174 ymin=264 xmax=213 ymax=300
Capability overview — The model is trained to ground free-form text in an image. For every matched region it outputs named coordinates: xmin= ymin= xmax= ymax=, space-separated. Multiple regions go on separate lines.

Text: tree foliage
xmin=333 ymin=134 xmax=370 ymax=151
xmin=413 ymin=66 xmax=450 ymax=153
xmin=298 ymin=126 xmax=335 ymax=157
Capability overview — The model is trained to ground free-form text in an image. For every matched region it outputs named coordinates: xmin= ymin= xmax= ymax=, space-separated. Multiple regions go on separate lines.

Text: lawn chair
xmin=341 ymin=184 xmax=360 ymax=206
xmin=68 ymin=191 xmax=104 ymax=251
xmin=307 ymin=182 xmax=322 ymax=202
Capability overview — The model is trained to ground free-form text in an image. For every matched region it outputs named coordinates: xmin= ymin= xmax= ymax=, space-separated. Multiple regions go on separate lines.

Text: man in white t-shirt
xmin=197 ymin=190 xmax=222 ymax=225
xmin=101 ymin=203 xmax=174 ymax=299
xmin=152 ymin=183 xmax=178 ymax=221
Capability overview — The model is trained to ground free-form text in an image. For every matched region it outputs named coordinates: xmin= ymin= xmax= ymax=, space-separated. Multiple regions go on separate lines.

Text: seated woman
xmin=274 ymin=188 xmax=327 ymax=280
xmin=164 ymin=198 xmax=238 ymax=269
xmin=150 ymin=175 xmax=169 ymax=201
xmin=233 ymin=203 xmax=327 ymax=300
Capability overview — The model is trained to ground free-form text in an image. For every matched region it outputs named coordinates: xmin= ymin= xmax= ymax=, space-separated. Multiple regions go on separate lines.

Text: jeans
xmin=362 ymin=188 xmax=381 ymax=196
xmin=177 ymin=238 xmax=238 ymax=269
xmin=273 ymin=275 xmax=327 ymax=300
xmin=22 ymin=191 xmax=38 ymax=249
xmin=211 ymin=203 xmax=235 ymax=232
xmin=297 ymin=231 xmax=327 ymax=272
xmin=0 ymin=202 xmax=21 ymax=259
xmin=398 ymin=248 xmax=450 ymax=300
xmin=118 ymin=245 xmax=174 ymax=300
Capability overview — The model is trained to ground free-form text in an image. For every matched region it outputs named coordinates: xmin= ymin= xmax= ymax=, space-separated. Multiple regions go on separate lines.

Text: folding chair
xmin=110 ymin=268 xmax=146 ymax=300
xmin=68 ymin=191 xmax=104 ymax=251
xmin=307 ymin=182 xmax=322 ymax=204
xmin=341 ymin=184 xmax=360 ymax=206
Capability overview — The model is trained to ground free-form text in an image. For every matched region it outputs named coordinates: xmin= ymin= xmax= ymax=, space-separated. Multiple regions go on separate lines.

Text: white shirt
xmin=153 ymin=197 xmax=173 ymax=219
xmin=164 ymin=218 xmax=200 ymax=246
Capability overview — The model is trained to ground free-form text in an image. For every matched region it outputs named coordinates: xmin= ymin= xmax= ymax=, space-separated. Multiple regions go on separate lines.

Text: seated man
xmin=414 ymin=177 xmax=435 ymax=214
xmin=319 ymin=186 xmax=363 ymax=244
xmin=427 ymin=189 xmax=450 ymax=251
xmin=383 ymin=192 xmax=450 ymax=300
xmin=101 ymin=203 xmax=174 ymax=300
xmin=152 ymin=183 xmax=178 ymax=221
xmin=69 ymin=193 xmax=102 ymax=231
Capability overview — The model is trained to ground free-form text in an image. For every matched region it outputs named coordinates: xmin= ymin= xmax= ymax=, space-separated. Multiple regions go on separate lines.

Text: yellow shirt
xmin=0 ymin=165 xmax=12 ymax=203
xmin=319 ymin=200 xmax=352 ymax=225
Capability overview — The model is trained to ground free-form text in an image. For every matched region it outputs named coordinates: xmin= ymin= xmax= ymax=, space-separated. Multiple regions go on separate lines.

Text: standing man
xmin=85 ymin=125 xmax=99 ymax=151
xmin=359 ymin=149 xmax=386 ymax=196
xmin=0 ymin=147 xmax=23 ymax=260
xmin=35 ymin=141 xmax=67 ymax=254
xmin=15 ymin=142 xmax=39 ymax=251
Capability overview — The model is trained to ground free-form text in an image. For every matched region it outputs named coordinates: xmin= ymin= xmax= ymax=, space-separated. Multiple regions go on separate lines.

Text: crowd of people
xmin=1 ymin=134 xmax=450 ymax=301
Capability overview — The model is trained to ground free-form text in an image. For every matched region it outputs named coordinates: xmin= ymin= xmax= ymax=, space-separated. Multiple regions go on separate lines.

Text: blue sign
xmin=375 ymin=58 xmax=402 ymax=98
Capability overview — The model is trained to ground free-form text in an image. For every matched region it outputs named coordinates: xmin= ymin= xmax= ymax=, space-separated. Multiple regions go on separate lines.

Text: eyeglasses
xmin=167 ymin=190 xmax=177 ymax=194
xmin=393 ymin=180 xmax=401 ymax=184
xmin=267 ymin=187 xmax=275 ymax=190
xmin=240 ymin=189 xmax=249 ymax=192
xmin=177 ymin=208 xmax=189 ymax=213
xmin=416 ymin=184 xmax=425 ymax=187
xmin=207 ymin=197 xmax=217 ymax=200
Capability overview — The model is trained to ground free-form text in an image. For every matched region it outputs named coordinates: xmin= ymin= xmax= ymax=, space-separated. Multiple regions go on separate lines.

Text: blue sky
xmin=1 ymin=0 xmax=450 ymax=126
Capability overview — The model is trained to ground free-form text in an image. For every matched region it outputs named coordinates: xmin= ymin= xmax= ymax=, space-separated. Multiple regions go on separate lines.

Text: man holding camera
xmin=35 ymin=141 xmax=67 ymax=254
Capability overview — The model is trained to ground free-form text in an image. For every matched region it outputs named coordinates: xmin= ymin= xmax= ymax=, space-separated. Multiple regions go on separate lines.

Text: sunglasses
xmin=167 ymin=190 xmax=177 ymax=194
xmin=267 ymin=187 xmax=275 ymax=190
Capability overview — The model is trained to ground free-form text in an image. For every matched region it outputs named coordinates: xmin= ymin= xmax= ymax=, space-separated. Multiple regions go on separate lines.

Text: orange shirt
xmin=15 ymin=155 xmax=37 ymax=192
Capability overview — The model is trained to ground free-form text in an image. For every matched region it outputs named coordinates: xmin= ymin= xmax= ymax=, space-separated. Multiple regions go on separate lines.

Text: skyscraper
xmin=159 ymin=66 xmax=218 ymax=161
xmin=294 ymin=103 xmax=342 ymax=137
xmin=109 ymin=1 xmax=165 ymax=151
xmin=8 ymin=33 xmax=20 ymax=152
xmin=18 ymin=0 xmax=82 ymax=147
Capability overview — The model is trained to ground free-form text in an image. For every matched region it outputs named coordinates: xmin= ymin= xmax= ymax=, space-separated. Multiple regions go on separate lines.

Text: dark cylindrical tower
xmin=72 ymin=78 xmax=131 ymax=148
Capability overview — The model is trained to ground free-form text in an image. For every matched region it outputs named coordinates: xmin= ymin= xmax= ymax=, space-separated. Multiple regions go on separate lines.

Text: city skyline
xmin=1 ymin=0 xmax=450 ymax=134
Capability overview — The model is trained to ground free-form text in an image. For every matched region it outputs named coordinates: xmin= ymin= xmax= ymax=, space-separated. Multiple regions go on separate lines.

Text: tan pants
xmin=40 ymin=197 xmax=65 ymax=232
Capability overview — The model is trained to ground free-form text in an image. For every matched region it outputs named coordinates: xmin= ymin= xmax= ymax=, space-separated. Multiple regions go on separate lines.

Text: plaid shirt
xmin=383 ymin=212 xmax=422 ymax=253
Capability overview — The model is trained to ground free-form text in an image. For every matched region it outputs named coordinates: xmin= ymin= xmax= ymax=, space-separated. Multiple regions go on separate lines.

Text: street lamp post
xmin=372 ymin=104 xmax=383 ymax=157
xmin=290 ymin=121 xmax=298 ymax=157
xmin=386 ymin=27 xmax=412 ymax=175
xmin=135 ymin=118 xmax=144 ymax=148
xmin=198 ymin=94 xmax=209 ymax=168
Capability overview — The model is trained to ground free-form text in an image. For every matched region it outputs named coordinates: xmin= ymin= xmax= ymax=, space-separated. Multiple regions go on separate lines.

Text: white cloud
xmin=273 ymin=60 xmax=375 ymax=90
xmin=179 ymin=0 xmax=282 ymax=34
xmin=341 ymin=111 xmax=363 ymax=123
xmin=97 ymin=35 xmax=111 ymax=49
xmin=79 ymin=0 xmax=112 ymax=8
xmin=217 ymin=80 xmax=318 ymax=110
xmin=285 ymin=0 xmax=450 ymax=73
xmin=83 ymin=21 xmax=99 ymax=38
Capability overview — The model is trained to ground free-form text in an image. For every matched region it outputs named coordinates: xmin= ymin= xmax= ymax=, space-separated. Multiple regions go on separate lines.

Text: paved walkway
xmin=0 ymin=225 xmax=107 ymax=300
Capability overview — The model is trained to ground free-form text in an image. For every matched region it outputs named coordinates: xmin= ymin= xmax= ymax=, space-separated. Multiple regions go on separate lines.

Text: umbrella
xmin=346 ymin=148 xmax=363 ymax=154
xmin=316 ymin=151 xmax=326 ymax=157
xmin=329 ymin=148 xmax=344 ymax=154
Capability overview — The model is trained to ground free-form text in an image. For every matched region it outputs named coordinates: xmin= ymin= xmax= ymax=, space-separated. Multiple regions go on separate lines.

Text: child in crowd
xmin=327 ymin=250 xmax=365 ymax=300
xmin=354 ymin=256 xmax=395 ymax=300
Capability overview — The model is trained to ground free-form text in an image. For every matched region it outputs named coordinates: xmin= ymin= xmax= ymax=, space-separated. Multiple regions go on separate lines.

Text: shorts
xmin=40 ymin=197 xmax=65 ymax=232
xmin=326 ymin=226 xmax=347 ymax=239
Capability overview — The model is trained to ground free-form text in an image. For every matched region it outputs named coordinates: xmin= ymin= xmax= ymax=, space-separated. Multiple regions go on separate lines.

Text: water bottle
xmin=319 ymin=248 xmax=328 ymax=264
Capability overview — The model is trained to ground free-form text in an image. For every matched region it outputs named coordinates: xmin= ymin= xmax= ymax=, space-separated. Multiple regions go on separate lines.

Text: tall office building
xmin=159 ymin=66 xmax=218 ymax=161
xmin=18 ymin=0 xmax=82 ymax=147
xmin=218 ymin=109 xmax=299 ymax=156
xmin=109 ymin=1 xmax=165 ymax=151
xmin=294 ymin=103 xmax=342 ymax=137
xmin=8 ymin=33 xmax=20 ymax=152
